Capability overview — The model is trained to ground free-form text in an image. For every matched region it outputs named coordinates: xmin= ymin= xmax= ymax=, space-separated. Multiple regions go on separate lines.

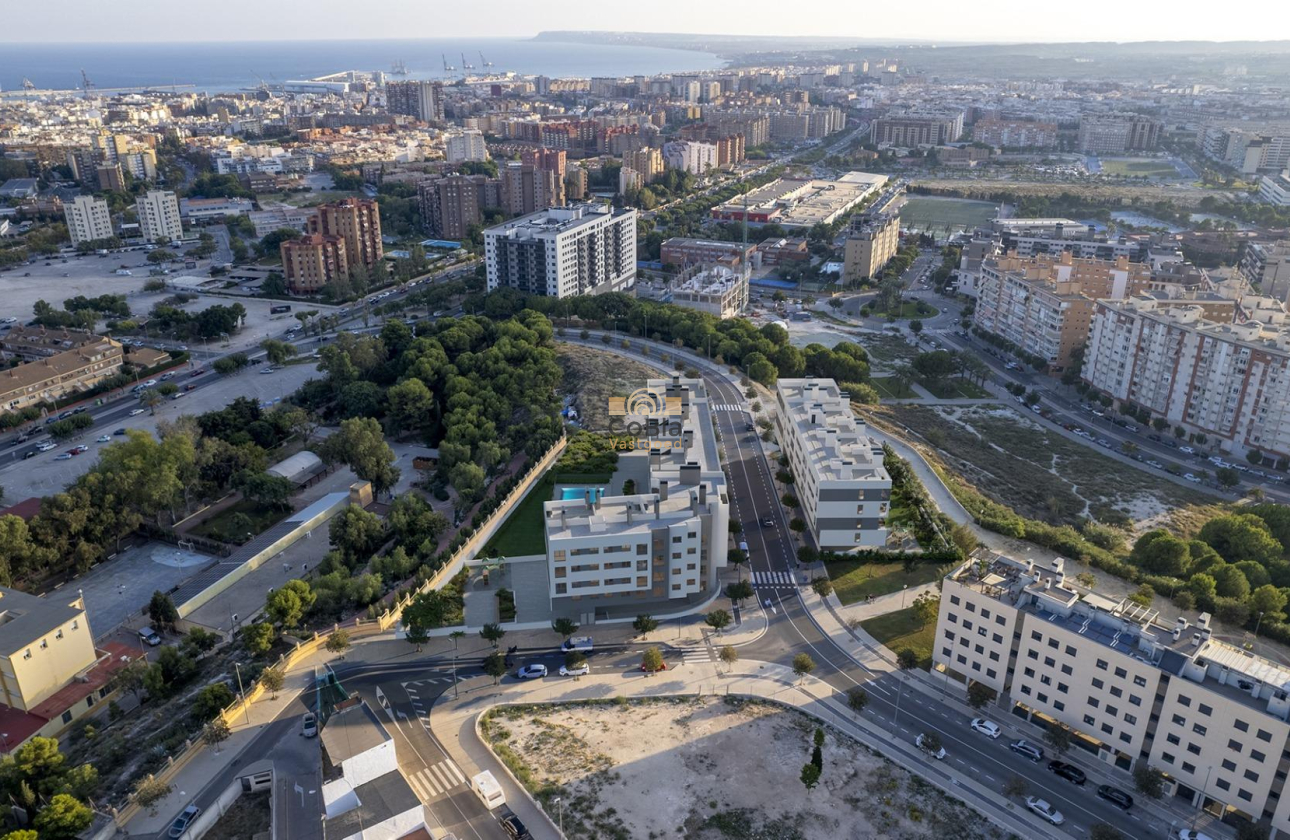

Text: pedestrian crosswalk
xmin=677 ymin=645 xmax=711 ymax=664
xmin=713 ymin=404 xmax=744 ymax=411
xmin=752 ymin=570 xmax=797 ymax=588
xmin=403 ymin=676 xmax=456 ymax=687
xmin=405 ymin=759 xmax=467 ymax=801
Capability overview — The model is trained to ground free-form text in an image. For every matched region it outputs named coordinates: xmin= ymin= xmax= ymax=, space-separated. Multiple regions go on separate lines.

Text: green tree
xmin=792 ymin=653 xmax=816 ymax=682
xmin=148 ymin=590 xmax=179 ymax=631
xmin=800 ymin=762 xmax=821 ymax=791
xmin=811 ymin=576 xmax=834 ymax=597
xmin=1198 ymin=514 xmax=1283 ymax=565
xmin=911 ymin=591 xmax=940 ymax=628
xmin=896 ymin=647 xmax=920 ymax=670
xmin=1044 ymin=724 xmax=1071 ymax=754
xmin=641 ymin=647 xmax=665 ymax=674
xmin=266 ymin=580 xmax=316 ymax=628
xmin=260 ymin=338 xmax=297 ymax=366
xmin=847 ymin=687 xmax=869 ymax=715
xmin=724 ymin=579 xmax=754 ymax=605
xmin=966 ymin=681 xmax=996 ymax=709
xmin=1133 ymin=765 xmax=1164 ymax=798
xmin=1251 ymin=584 xmax=1289 ymax=620
xmin=705 ymin=609 xmax=732 ymax=634
xmin=633 ymin=614 xmax=658 ymax=635
xmin=203 ymin=718 xmax=232 ymax=752
xmin=241 ymin=622 xmax=276 ymax=655
xmin=718 ymin=644 xmax=739 ymax=672
xmin=329 ymin=504 xmax=385 ymax=561
xmin=321 ymin=417 xmax=401 ymax=497
xmin=32 ymin=793 xmax=93 ymax=839
xmin=193 ymin=682 xmax=236 ymax=722
xmin=483 ymin=651 xmax=507 ymax=684
xmin=551 ymin=618 xmax=580 ymax=641
xmin=479 ymin=622 xmax=506 ymax=649
xmin=326 ymin=629 xmax=351 ymax=656
xmin=260 ymin=666 xmax=285 ymax=699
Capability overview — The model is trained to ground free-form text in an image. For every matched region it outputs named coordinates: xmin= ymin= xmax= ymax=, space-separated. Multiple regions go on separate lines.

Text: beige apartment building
xmin=974 ymin=252 xmax=1158 ymax=370
xmin=63 ymin=195 xmax=113 ymax=245
xmin=774 ymin=378 xmax=890 ymax=551
xmin=308 ymin=198 xmax=383 ymax=270
xmin=281 ymin=233 xmax=348 ymax=294
xmin=0 ymin=337 xmax=124 ymax=412
xmin=135 ymin=189 xmax=183 ymax=243
xmin=842 ymin=211 xmax=900 ymax=282
xmin=0 ymin=588 xmax=97 ymax=714
xmin=936 ymin=551 xmax=1290 ymax=832
xmin=1083 ymin=296 xmax=1290 ymax=461
xmin=622 ymin=148 xmax=664 ymax=184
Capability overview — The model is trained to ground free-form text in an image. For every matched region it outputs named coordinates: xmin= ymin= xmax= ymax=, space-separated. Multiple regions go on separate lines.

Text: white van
xmin=561 ymin=636 xmax=593 ymax=653
xmin=471 ymin=771 xmax=505 ymax=810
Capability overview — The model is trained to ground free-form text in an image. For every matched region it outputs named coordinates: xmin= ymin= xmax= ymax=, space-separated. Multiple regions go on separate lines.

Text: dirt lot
xmin=205 ymin=791 xmax=270 ymax=840
xmin=481 ymin=697 xmax=1005 ymax=840
xmin=886 ymin=403 xmax=1222 ymax=533
xmin=557 ymin=344 xmax=667 ymax=432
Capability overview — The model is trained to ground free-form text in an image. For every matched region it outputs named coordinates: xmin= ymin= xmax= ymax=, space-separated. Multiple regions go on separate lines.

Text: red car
xmin=191 ymin=369 xmax=205 ymax=377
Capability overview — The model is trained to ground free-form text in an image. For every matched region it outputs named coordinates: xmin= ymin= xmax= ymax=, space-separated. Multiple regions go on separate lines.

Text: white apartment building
xmin=668 ymin=265 xmax=749 ymax=319
xmin=63 ymin=195 xmax=113 ymax=245
xmin=774 ymin=378 xmax=891 ymax=551
xmin=936 ymin=551 xmax=1290 ymax=833
xmin=662 ymin=140 xmax=718 ymax=175
xmin=485 ymin=204 xmax=636 ymax=298
xmin=444 ymin=130 xmax=489 ymax=164
xmin=542 ymin=376 xmax=729 ymax=613
xmin=1261 ymin=170 xmax=1290 ymax=207
xmin=134 ymin=189 xmax=183 ymax=243
xmin=1083 ymin=296 xmax=1290 ymax=461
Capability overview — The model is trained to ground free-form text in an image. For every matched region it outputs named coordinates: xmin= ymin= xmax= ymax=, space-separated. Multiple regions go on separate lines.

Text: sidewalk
xmin=122 ymin=646 xmax=330 ymax=835
xmin=796 ymin=581 xmax=1232 ymax=839
xmin=427 ymin=659 xmax=1065 ymax=840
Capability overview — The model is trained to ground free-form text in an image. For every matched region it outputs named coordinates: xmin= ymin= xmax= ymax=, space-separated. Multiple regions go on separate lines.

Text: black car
xmin=1096 ymin=784 xmax=1133 ymax=809
xmin=114 ymin=428 xmax=127 ymax=435
xmin=1047 ymin=760 xmax=1086 ymax=785
xmin=499 ymin=814 xmax=532 ymax=840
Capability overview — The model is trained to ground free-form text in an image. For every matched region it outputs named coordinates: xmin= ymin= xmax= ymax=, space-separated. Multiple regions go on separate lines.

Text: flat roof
xmin=321 ymin=701 xmax=390 ymax=766
xmin=0 ymin=588 xmax=86 ymax=656
xmin=325 ymin=772 xmax=423 ymax=838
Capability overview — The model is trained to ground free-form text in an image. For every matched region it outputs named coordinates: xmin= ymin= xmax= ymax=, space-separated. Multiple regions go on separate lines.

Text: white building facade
xmin=485 ymin=204 xmax=636 ymax=298
xmin=135 ymin=189 xmax=183 ymax=243
xmin=444 ymin=130 xmax=489 ymax=164
xmin=64 ymin=195 xmax=113 ymax=245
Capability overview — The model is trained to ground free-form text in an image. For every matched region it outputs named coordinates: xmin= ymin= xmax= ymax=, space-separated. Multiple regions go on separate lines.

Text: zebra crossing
xmin=752 ymin=570 xmax=797 ymax=589
xmin=677 ymin=645 xmax=711 ymax=665
xmin=403 ymin=676 xmax=456 ymax=687
xmin=712 ymin=403 xmax=744 ymax=412
xmin=404 ymin=759 xmax=467 ymax=801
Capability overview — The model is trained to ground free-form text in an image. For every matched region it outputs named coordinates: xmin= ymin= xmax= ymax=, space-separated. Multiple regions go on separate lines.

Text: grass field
xmin=900 ymin=197 xmax=999 ymax=232
xmin=871 ymin=377 xmax=919 ymax=399
xmin=860 ymin=606 xmax=936 ymax=669
xmin=1098 ymin=158 xmax=1180 ymax=179
xmin=827 ymin=560 xmax=947 ymax=605
xmin=190 ymin=499 xmax=290 ymax=544
xmin=921 ymin=378 xmax=989 ymax=399
xmin=485 ymin=474 xmax=554 ymax=557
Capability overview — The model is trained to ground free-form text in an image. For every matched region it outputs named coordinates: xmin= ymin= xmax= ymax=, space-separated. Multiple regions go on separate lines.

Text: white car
xmin=559 ymin=663 xmax=590 ymax=677
xmin=1179 ymin=445 xmax=1196 ymax=454
xmin=129 ymin=408 xmax=146 ymax=416
xmin=1184 ymin=473 xmax=1201 ymax=483
xmin=143 ymin=379 xmax=157 ymax=387
xmin=1024 ymin=797 xmax=1064 ymax=825
xmin=1178 ymin=831 xmax=1215 ymax=840
xmin=96 ymin=435 xmax=111 ymax=443
xmin=516 ymin=664 xmax=547 ymax=680
xmin=915 ymin=733 xmax=946 ymax=759
xmin=970 ymin=718 xmax=1001 ymax=739
xmin=36 ymin=441 xmax=56 ymax=452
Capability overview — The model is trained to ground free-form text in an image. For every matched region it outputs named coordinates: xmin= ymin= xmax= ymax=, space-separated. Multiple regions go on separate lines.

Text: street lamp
xmin=552 ymin=796 xmax=564 ymax=835
xmin=901 ymin=584 xmax=909 ymax=608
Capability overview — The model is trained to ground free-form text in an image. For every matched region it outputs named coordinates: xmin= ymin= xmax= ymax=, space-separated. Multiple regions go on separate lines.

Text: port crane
xmin=442 ymin=54 xmax=455 ymax=72
xmin=80 ymin=69 xmax=96 ymax=98
xmin=461 ymin=53 xmax=474 ymax=70
xmin=479 ymin=52 xmax=493 ymax=68
xmin=21 ymin=78 xmax=35 ymax=96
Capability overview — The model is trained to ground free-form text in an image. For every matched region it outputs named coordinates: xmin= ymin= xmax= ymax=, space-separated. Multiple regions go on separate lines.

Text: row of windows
xmin=1159 ymin=753 xmax=1257 ymax=802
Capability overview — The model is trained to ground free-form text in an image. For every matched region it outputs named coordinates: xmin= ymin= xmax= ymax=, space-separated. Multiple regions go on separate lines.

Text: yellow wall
xmin=0 ymin=615 xmax=96 ymax=711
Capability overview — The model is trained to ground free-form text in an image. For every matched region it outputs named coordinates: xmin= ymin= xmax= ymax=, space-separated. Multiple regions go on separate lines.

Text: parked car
xmin=562 ymin=636 xmax=593 ymax=653
xmin=516 ymin=664 xmax=547 ymax=680
xmin=1178 ymin=832 xmax=1215 ymax=840
xmin=1179 ymin=445 xmax=1196 ymax=454
xmin=915 ymin=733 xmax=946 ymax=759
xmin=1096 ymin=784 xmax=1134 ymax=810
xmin=71 ymin=444 xmax=88 ymax=454
xmin=129 ymin=408 xmax=146 ymax=416
xmin=301 ymin=713 xmax=318 ymax=738
xmin=55 ymin=453 xmax=72 ymax=460
xmin=1047 ymin=760 xmax=1086 ymax=785
xmin=139 ymin=627 xmax=162 ymax=646
xmin=1009 ymin=739 xmax=1044 ymax=761
xmin=970 ymin=718 xmax=1001 ymax=738
xmin=499 ymin=814 xmax=532 ymax=840
xmin=168 ymin=804 xmax=201 ymax=838
xmin=36 ymin=441 xmax=56 ymax=451
xmin=1024 ymin=796 xmax=1064 ymax=825
xmin=114 ymin=428 xmax=127 ymax=435
xmin=96 ymin=435 xmax=111 ymax=443
xmin=143 ymin=379 xmax=157 ymax=387
xmin=1184 ymin=473 xmax=1201 ymax=483
xmin=559 ymin=662 xmax=590 ymax=677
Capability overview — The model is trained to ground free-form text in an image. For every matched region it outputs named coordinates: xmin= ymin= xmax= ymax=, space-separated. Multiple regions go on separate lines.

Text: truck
xmin=470 ymin=771 xmax=505 ymax=810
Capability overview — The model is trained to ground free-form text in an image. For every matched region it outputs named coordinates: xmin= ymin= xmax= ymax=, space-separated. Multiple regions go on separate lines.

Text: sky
xmin=5 ymin=0 xmax=1285 ymax=44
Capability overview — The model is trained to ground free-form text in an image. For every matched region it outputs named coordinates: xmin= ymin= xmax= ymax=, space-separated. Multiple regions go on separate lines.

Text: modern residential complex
xmin=622 ymin=148 xmax=665 ymax=184
xmin=971 ymin=119 xmax=1058 ymax=149
xmin=417 ymin=174 xmax=502 ymax=240
xmin=281 ymin=233 xmax=348 ymax=294
xmin=870 ymin=111 xmax=965 ymax=146
xmin=541 ymin=376 xmax=729 ymax=612
xmin=936 ymin=550 xmax=1290 ymax=835
xmin=63 ymin=195 xmax=113 ymax=245
xmin=1077 ymin=113 xmax=1162 ymax=154
xmin=444 ymin=129 xmax=489 ymax=164
xmin=484 ymin=203 xmax=637 ymax=298
xmin=0 ymin=336 xmax=124 ymax=412
xmin=308 ymin=198 xmax=383 ymax=270
xmin=1261 ymin=169 xmax=1290 ymax=207
xmin=1082 ymin=296 xmax=1290 ymax=461
xmin=842 ymin=210 xmax=900 ymax=282
xmin=773 ymin=378 xmax=891 ymax=552
xmin=1242 ymin=240 xmax=1290 ymax=301
xmin=662 ymin=140 xmax=718 ymax=174
xmin=385 ymin=79 xmax=444 ymax=123
xmin=973 ymin=252 xmax=1162 ymax=370
xmin=666 ymin=265 xmax=749 ymax=319
xmin=1204 ymin=126 xmax=1290 ymax=176
xmin=134 ymin=189 xmax=183 ymax=243
xmin=0 ymin=326 xmax=99 ymax=361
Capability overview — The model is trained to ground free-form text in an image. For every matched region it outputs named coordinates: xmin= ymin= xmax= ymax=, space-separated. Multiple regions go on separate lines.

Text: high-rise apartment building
xmin=385 ymin=80 xmax=443 ymax=123
xmin=936 ymin=550 xmax=1290 ymax=835
xmin=622 ymin=148 xmax=664 ymax=184
xmin=135 ymin=189 xmax=183 ymax=243
xmin=971 ymin=119 xmax=1058 ymax=149
xmin=500 ymin=160 xmax=563 ymax=216
xmin=444 ymin=130 xmax=489 ymax=164
xmin=96 ymin=164 xmax=125 ymax=193
xmin=281 ymin=233 xmax=348 ymax=294
xmin=542 ymin=376 xmax=728 ymax=610
xmin=871 ymin=111 xmax=965 ymax=146
xmin=1082 ymin=296 xmax=1290 ymax=461
xmin=842 ymin=211 xmax=900 ymax=283
xmin=484 ymin=204 xmax=636 ymax=298
xmin=662 ymin=141 xmax=718 ymax=174
xmin=63 ymin=195 xmax=113 ymax=245
xmin=1077 ymin=113 xmax=1162 ymax=154
xmin=521 ymin=148 xmax=566 ymax=206
xmin=307 ymin=198 xmax=382 ymax=269
xmin=565 ymin=167 xmax=588 ymax=201
xmin=773 ymin=379 xmax=891 ymax=551
xmin=416 ymin=175 xmax=502 ymax=241
xmin=974 ymin=252 xmax=1159 ymax=370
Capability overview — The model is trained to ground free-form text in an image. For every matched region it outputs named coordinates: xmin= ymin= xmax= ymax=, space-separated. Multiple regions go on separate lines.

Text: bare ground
xmin=481 ymin=697 xmax=1006 ymax=840
xmin=556 ymin=344 xmax=670 ymax=432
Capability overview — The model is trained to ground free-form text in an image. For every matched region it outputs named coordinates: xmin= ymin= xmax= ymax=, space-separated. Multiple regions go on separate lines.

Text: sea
xmin=0 ymin=38 xmax=725 ymax=94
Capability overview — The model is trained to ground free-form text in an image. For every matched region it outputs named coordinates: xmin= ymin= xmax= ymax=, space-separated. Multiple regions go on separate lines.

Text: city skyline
xmin=3 ymin=1 xmax=1289 ymax=45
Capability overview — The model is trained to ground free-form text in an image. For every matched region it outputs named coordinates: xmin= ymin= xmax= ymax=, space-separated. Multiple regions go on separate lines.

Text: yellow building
xmin=0 ymin=337 xmax=124 ymax=412
xmin=842 ymin=211 xmax=900 ymax=283
xmin=0 ymin=588 xmax=96 ymax=713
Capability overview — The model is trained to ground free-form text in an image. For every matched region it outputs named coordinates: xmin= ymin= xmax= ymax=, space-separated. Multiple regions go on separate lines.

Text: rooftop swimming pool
xmin=560 ymin=486 xmax=605 ymax=502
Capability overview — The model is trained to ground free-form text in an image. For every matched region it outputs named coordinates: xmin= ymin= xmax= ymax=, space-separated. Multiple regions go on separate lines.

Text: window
xmin=996 ymin=616 xmax=1006 ymax=626
xmin=61 ymin=711 xmax=72 ymax=724
xmin=1031 ymin=631 xmax=1043 ymax=642
xmin=1119 ymin=732 xmax=1131 ymax=744
xmin=1043 ymin=656 xmax=1055 ymax=668
xmin=944 ymin=630 xmax=956 ymax=641
xmin=1055 ymin=701 xmax=1066 ymax=712
xmin=1187 ymin=743 xmax=1201 ymax=756
xmin=1064 ymin=645 xmax=1077 ymax=656
xmin=1172 ymin=714 xmax=1186 ymax=726
xmin=1166 ymin=734 xmax=1181 ymax=746
xmin=1084 ymin=714 xmax=1096 ymax=726
xmin=987 ymin=669 xmax=997 ymax=679
xmin=1245 ymin=770 xmax=1260 ymax=782
xmin=1037 ymin=692 xmax=1048 ymax=703
xmin=1114 ymin=667 xmax=1127 ymax=678
xmin=1252 ymin=750 xmax=1267 ymax=763
xmin=1182 ymin=762 xmax=1196 ymax=774
xmin=1088 ymin=697 xmax=1100 ymax=709
xmin=982 ymin=609 xmax=991 ymax=619
xmin=1100 ymin=723 xmax=1113 ymax=735
xmin=1236 ymin=720 xmax=1250 ymax=733
xmin=1024 ymin=667 xmax=1035 ymax=678
xmin=1223 ymin=759 xmax=1237 ymax=772
xmin=942 ymin=647 xmax=952 ymax=658
xmin=1129 ymin=695 xmax=1142 ymax=707
xmin=1060 ymin=664 xmax=1073 ymax=676
xmin=950 ymin=595 xmax=961 ymax=605
xmin=1047 ymin=638 xmax=1059 ymax=650
xmin=1193 ymin=724 xmax=1208 ymax=736
xmin=1110 ymin=686 xmax=1123 ymax=698
xmin=989 ymin=652 xmax=1000 ymax=662
xmin=1198 ymin=703 xmax=1213 ymax=716
xmin=1020 ymin=685 xmax=1032 ymax=696
xmin=1092 ymin=678 xmax=1105 ymax=689
xmin=1096 ymin=659 xmax=1108 ymax=671
xmin=1058 ymin=683 xmax=1068 ymax=694
xmin=39 ymin=639 xmax=47 ymax=650
xmin=1124 ymin=714 xmax=1137 ymax=725
xmin=1040 ymin=675 xmax=1052 ymax=686
xmin=1026 ymin=650 xmax=1038 ymax=661
xmin=966 ymin=603 xmax=976 ymax=613
xmin=1106 ymin=705 xmax=1119 ymax=717
xmin=1258 ymin=729 xmax=1274 ymax=743
xmin=992 ymin=633 xmax=1003 ymax=643
xmin=1178 ymin=695 xmax=1192 ymax=707
xmin=1133 ymin=675 xmax=1147 ymax=687
xmin=1229 ymin=739 xmax=1243 ymax=752
xmin=1162 ymin=752 xmax=1175 ymax=764
xmin=1216 ymin=779 xmax=1231 ymax=791
xmin=1239 ymin=790 xmax=1253 ymax=802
